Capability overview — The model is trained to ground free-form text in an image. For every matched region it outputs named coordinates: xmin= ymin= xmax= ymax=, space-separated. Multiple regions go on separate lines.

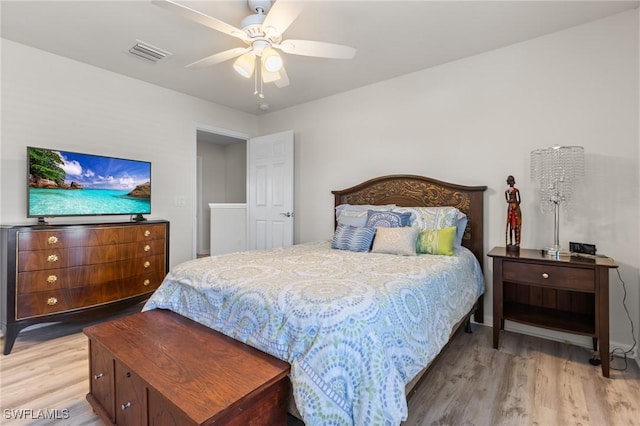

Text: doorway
xmin=195 ymin=129 xmax=247 ymax=257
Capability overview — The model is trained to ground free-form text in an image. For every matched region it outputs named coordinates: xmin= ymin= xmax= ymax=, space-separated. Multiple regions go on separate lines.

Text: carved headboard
xmin=331 ymin=174 xmax=487 ymax=265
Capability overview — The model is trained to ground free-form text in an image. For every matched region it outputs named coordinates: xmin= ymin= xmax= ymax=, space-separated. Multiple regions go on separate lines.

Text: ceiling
xmin=2 ymin=1 xmax=638 ymax=115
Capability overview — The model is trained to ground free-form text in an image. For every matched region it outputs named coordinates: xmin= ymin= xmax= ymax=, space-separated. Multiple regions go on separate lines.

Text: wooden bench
xmin=84 ymin=309 xmax=290 ymax=425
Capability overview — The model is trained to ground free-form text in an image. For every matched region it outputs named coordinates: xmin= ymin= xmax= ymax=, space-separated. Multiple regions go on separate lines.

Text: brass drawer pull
xmin=143 ymin=279 xmax=150 ymax=286
xmin=94 ymin=373 xmax=104 ymax=380
xmin=144 ymin=261 xmax=151 ymax=268
xmin=121 ymin=402 xmax=131 ymax=411
xmin=144 ymin=244 xmax=151 ymax=252
xmin=47 ymin=275 xmax=57 ymax=284
xmin=144 ymin=230 xmax=151 ymax=237
xmin=47 ymin=297 xmax=58 ymax=306
xmin=47 ymin=236 xmax=58 ymax=244
xmin=47 ymin=254 xmax=58 ymax=263
xmin=542 ymin=273 xmax=549 ymax=279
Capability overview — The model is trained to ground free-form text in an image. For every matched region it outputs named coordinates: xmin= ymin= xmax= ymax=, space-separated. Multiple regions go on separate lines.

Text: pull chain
xmin=253 ymin=56 xmax=258 ymax=96
xmin=253 ymin=56 xmax=264 ymax=99
xmin=259 ymin=70 xmax=264 ymax=99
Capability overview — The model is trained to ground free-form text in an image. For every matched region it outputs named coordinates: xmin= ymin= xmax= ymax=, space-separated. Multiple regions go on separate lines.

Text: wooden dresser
xmin=1 ymin=220 xmax=169 ymax=355
xmin=488 ymin=246 xmax=617 ymax=377
xmin=84 ymin=309 xmax=290 ymax=426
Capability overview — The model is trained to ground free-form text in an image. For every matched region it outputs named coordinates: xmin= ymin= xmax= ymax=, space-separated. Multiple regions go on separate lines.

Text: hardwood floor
xmin=404 ymin=325 xmax=640 ymax=426
xmin=1 ymin=317 xmax=638 ymax=425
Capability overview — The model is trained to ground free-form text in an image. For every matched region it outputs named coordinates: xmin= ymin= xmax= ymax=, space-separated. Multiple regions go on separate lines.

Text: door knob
xmin=279 ymin=212 xmax=294 ymax=218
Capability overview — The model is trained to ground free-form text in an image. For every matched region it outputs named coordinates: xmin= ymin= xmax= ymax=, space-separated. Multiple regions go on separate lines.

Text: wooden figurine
xmin=505 ymin=175 xmax=521 ymax=251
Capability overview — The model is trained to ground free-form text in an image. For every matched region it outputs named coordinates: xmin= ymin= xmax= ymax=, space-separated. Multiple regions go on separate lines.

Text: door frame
xmin=192 ymin=123 xmax=251 ymax=259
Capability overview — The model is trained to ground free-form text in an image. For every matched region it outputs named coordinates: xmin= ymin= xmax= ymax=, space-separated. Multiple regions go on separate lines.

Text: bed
xmin=143 ymin=174 xmax=487 ymax=426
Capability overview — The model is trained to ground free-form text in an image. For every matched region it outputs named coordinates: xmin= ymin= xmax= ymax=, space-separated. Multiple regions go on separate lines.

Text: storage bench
xmin=84 ymin=309 xmax=290 ymax=425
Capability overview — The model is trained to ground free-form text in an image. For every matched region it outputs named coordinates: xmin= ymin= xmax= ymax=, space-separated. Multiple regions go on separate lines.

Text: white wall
xmin=258 ymin=10 xmax=640 ymax=356
xmin=225 ymin=143 xmax=247 ymax=203
xmin=1 ymin=39 xmax=259 ymax=267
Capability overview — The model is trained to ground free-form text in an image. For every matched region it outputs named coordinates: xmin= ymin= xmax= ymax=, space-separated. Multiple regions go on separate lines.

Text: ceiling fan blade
xmin=262 ymin=0 xmax=303 ymax=38
xmin=274 ymin=66 xmax=290 ymax=88
xmin=186 ymin=47 xmax=252 ymax=69
xmin=276 ymin=40 xmax=356 ymax=59
xmin=152 ymin=0 xmax=248 ymax=42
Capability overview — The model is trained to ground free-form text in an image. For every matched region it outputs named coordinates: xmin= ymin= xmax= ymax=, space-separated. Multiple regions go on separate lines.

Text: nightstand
xmin=488 ymin=247 xmax=618 ymax=377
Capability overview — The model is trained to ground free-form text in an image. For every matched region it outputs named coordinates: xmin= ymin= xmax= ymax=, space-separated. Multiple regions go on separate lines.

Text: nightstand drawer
xmin=503 ymin=261 xmax=594 ymax=292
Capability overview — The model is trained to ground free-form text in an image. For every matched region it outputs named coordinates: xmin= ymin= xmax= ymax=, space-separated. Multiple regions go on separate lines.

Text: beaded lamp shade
xmin=530 ymin=145 xmax=585 ymax=256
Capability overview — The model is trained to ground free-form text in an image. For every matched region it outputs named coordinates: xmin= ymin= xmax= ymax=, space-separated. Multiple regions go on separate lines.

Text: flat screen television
xmin=27 ymin=146 xmax=151 ymax=222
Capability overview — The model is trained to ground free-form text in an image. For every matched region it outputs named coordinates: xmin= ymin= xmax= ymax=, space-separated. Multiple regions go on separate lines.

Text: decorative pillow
xmin=416 ymin=226 xmax=457 ymax=256
xmin=392 ymin=206 xmax=468 ymax=247
xmin=331 ymin=225 xmax=376 ymax=252
xmin=365 ymin=210 xmax=412 ymax=228
xmin=454 ymin=214 xmax=468 ymax=247
xmin=371 ymin=226 xmax=419 ymax=256
xmin=335 ymin=204 xmax=395 ymax=227
xmin=392 ymin=206 xmax=460 ymax=230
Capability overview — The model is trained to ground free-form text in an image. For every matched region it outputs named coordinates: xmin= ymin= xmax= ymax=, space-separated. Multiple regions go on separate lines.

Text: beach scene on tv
xmin=28 ymin=148 xmax=151 ymax=217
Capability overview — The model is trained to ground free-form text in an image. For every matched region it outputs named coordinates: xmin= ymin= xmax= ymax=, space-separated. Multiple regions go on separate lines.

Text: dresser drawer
xmin=18 ymin=230 xmax=71 ymax=250
xmin=76 ymin=239 xmax=166 ymax=264
xmin=17 ymin=267 xmax=75 ymax=294
xmin=18 ymin=249 xmax=70 ymax=271
xmin=110 ymin=239 xmax=166 ymax=259
xmin=503 ymin=261 xmax=594 ymax=292
xmin=16 ymin=289 xmax=72 ymax=318
xmin=18 ymin=227 xmax=131 ymax=250
xmin=17 ymin=239 xmax=166 ymax=272
xmin=18 ymin=225 xmax=166 ymax=252
xmin=16 ymin=277 xmax=161 ymax=319
xmin=17 ymin=254 xmax=166 ymax=294
xmin=101 ymin=275 xmax=161 ymax=302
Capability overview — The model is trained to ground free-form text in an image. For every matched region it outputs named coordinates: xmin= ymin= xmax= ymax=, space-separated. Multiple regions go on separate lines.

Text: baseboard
xmin=475 ymin=316 xmax=638 ymax=363
xmin=196 ymin=250 xmax=211 ymax=258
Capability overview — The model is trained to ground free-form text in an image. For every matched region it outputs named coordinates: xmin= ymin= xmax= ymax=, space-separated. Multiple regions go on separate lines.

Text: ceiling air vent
xmin=128 ymin=41 xmax=172 ymax=63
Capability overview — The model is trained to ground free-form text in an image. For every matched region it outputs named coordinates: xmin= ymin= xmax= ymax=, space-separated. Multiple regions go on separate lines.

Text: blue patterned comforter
xmin=143 ymin=241 xmax=484 ymax=425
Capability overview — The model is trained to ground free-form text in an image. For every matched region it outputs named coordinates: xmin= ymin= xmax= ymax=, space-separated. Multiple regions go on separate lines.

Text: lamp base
xmin=541 ymin=247 xmax=572 ymax=259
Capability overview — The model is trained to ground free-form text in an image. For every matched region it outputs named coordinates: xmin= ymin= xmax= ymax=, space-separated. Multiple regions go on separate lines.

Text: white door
xmin=247 ymin=130 xmax=294 ymax=250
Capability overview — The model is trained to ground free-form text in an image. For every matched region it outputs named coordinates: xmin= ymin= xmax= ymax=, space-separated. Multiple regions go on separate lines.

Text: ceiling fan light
xmin=262 ymin=69 xmax=281 ymax=83
xmin=262 ymin=48 xmax=283 ymax=73
xmin=233 ymin=53 xmax=255 ymax=78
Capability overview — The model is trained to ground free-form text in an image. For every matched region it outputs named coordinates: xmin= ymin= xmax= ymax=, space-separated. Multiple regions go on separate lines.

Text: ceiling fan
xmin=153 ymin=0 xmax=357 ymax=96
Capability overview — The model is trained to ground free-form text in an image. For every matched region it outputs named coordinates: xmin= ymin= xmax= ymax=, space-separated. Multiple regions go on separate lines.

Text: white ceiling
xmin=2 ymin=1 xmax=637 ymax=115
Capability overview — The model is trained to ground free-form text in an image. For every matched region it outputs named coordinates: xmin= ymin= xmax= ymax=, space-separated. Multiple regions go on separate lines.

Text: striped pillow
xmin=331 ymin=225 xmax=376 ymax=252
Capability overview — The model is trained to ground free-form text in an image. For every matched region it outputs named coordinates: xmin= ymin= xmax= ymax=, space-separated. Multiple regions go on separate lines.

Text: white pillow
xmin=371 ymin=226 xmax=419 ymax=256
xmin=335 ymin=204 xmax=395 ymax=227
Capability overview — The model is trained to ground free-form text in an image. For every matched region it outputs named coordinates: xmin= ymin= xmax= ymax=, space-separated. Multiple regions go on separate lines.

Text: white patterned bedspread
xmin=143 ymin=241 xmax=484 ymax=426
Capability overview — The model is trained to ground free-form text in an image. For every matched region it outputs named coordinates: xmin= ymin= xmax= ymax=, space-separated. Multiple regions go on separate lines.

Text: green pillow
xmin=416 ymin=226 xmax=456 ymax=256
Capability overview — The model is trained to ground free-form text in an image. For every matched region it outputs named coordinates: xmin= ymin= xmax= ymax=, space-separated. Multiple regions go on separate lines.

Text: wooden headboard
xmin=331 ymin=174 xmax=487 ymax=265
